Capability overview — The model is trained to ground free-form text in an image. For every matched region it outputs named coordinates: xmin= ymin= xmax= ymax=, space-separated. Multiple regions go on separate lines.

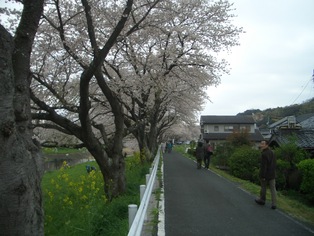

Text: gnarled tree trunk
xmin=0 ymin=1 xmax=45 ymax=234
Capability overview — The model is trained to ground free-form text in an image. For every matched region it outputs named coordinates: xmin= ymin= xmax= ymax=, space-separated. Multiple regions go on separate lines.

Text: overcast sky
xmin=201 ymin=0 xmax=314 ymax=116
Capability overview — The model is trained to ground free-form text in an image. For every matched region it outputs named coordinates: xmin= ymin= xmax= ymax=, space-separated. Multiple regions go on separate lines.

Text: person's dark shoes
xmin=271 ymin=205 xmax=277 ymax=210
xmin=255 ymin=199 xmax=265 ymax=205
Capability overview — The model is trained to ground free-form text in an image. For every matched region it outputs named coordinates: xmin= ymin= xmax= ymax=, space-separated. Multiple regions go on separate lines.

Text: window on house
xmin=203 ymin=125 xmax=209 ymax=133
xmin=240 ymin=125 xmax=251 ymax=132
xmin=214 ymin=126 xmax=219 ymax=131
xmin=224 ymin=126 xmax=233 ymax=132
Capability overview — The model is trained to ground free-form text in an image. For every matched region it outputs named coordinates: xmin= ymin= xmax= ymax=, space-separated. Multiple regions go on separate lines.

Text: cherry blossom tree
xmin=104 ymin=0 xmax=243 ymax=158
xmin=30 ymin=0 xmax=162 ymax=199
xmin=0 ymin=1 xmax=45 ymax=234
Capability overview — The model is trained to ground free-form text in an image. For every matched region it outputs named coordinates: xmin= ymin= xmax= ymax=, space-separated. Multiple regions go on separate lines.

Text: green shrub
xmin=92 ymin=195 xmax=138 ymax=236
xmin=251 ymin=168 xmax=260 ymax=185
xmin=126 ymin=151 xmax=142 ymax=170
xmin=228 ymin=146 xmax=260 ymax=182
xmin=274 ymin=137 xmax=309 ymax=191
xmin=298 ymin=159 xmax=314 ymax=203
xmin=189 ymin=140 xmax=196 ymax=150
xmin=212 ymin=131 xmax=252 ymax=168
xmin=276 ymin=159 xmax=290 ymax=190
xmin=274 ymin=136 xmax=309 ymax=169
xmin=211 ymin=142 xmax=234 ymax=168
xmin=226 ymin=130 xmax=252 ymax=147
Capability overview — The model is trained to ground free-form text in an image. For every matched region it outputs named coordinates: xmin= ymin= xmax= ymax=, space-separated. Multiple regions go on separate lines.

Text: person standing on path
xmin=203 ymin=140 xmax=212 ymax=169
xmin=255 ymin=140 xmax=277 ymax=209
xmin=195 ymin=141 xmax=204 ymax=169
xmin=167 ymin=141 xmax=173 ymax=153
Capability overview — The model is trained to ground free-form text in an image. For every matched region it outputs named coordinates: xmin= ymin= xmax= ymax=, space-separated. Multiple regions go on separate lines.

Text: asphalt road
xmin=163 ymin=150 xmax=314 ymax=236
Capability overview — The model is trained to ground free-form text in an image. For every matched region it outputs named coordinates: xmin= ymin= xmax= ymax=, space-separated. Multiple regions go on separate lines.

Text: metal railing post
xmin=145 ymin=174 xmax=150 ymax=185
xmin=128 ymin=204 xmax=138 ymax=229
xmin=140 ymin=185 xmax=146 ymax=201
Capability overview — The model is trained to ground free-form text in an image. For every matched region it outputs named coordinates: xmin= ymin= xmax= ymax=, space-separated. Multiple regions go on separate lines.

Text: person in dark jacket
xmin=203 ymin=140 xmax=213 ymax=169
xmin=255 ymin=140 xmax=277 ymax=209
xmin=195 ymin=141 xmax=204 ymax=169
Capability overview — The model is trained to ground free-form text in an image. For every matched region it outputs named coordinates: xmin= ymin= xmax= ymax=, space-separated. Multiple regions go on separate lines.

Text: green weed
xmin=42 ymin=154 xmax=150 ymax=235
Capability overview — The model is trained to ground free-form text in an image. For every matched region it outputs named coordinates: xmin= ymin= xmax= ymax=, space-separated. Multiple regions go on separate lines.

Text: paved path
xmin=162 ymin=151 xmax=314 ymax=236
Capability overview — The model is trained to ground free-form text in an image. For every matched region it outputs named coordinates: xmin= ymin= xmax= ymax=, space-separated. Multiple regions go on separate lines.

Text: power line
xmin=290 ymin=72 xmax=313 ymax=105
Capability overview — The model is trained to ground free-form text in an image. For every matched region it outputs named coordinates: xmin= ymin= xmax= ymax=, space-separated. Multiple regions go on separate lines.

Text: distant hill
xmin=238 ymin=98 xmax=314 ymax=128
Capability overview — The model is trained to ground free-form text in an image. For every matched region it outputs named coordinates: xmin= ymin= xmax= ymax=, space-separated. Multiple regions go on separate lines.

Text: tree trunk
xmin=132 ymin=122 xmax=150 ymax=162
xmin=93 ymin=70 xmax=127 ymax=199
xmin=147 ymin=125 xmax=158 ymax=157
xmin=146 ymin=99 xmax=162 ymax=158
xmin=0 ymin=1 xmax=45 ymax=234
xmin=83 ymin=136 xmax=126 ymax=200
xmin=0 ymin=5 xmax=44 ymax=235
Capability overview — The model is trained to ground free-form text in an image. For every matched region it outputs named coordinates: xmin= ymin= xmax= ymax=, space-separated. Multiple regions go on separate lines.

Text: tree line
xmin=239 ymin=97 xmax=314 ymax=128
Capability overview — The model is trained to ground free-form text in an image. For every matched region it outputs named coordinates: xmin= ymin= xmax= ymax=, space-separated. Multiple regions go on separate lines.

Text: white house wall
xmin=203 ymin=124 xmax=255 ymax=134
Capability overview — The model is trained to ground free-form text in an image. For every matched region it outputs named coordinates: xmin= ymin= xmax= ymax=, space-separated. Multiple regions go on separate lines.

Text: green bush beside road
xmin=298 ymin=159 xmax=314 ymax=203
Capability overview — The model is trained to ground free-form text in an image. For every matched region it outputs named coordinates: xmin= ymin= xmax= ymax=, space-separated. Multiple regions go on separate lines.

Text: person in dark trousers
xmin=255 ymin=140 xmax=277 ymax=209
xmin=195 ymin=141 xmax=204 ymax=169
xmin=167 ymin=141 xmax=173 ymax=153
xmin=203 ymin=140 xmax=213 ymax=169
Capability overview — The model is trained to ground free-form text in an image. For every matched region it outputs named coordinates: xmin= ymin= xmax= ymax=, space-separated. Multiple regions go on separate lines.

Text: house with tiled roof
xmin=299 ymin=113 xmax=314 ymax=129
xmin=268 ymin=114 xmax=314 ymax=157
xmin=268 ymin=113 xmax=314 ymax=130
xmin=200 ymin=115 xmax=264 ymax=148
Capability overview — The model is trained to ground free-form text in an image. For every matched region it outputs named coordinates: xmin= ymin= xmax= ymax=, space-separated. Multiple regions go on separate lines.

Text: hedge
xmin=228 ymin=146 xmax=260 ymax=182
xmin=298 ymin=159 xmax=314 ymax=203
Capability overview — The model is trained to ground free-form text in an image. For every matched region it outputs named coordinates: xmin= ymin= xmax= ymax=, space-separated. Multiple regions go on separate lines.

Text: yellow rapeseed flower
xmin=61 ymin=173 xmax=67 ymax=179
xmin=91 ymin=181 xmax=96 ymax=190
xmin=48 ymin=191 xmax=54 ymax=201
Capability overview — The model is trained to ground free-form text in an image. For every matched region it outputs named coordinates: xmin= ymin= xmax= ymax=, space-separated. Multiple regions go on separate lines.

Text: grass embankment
xmin=174 ymin=145 xmax=314 ymax=226
xmin=42 ymin=154 xmax=150 ymax=235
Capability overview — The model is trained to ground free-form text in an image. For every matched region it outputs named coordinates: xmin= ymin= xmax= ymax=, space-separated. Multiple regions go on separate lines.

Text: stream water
xmin=44 ymin=152 xmax=93 ymax=171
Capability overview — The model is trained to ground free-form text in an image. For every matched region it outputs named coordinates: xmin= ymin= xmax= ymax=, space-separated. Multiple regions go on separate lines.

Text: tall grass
xmin=42 ymin=153 xmax=150 ymax=235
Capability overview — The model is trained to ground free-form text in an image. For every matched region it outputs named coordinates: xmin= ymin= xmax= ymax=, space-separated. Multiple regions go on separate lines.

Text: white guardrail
xmin=128 ymin=146 xmax=161 ymax=236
